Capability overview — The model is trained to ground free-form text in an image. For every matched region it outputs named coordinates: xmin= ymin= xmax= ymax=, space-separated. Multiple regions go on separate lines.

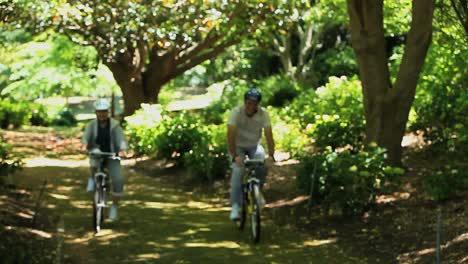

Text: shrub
xmin=296 ymin=145 xmax=404 ymax=215
xmin=29 ymin=103 xmax=49 ymax=126
xmin=267 ymin=107 xmax=309 ymax=157
xmin=183 ymin=124 xmax=230 ymax=182
xmin=288 ymin=76 xmax=365 ymax=151
xmin=0 ymin=100 xmax=30 ymax=129
xmin=256 ymin=74 xmax=301 ymax=107
xmin=51 ymin=107 xmax=77 ymax=127
xmin=124 ymin=104 xmax=164 ymax=156
xmin=423 ymin=166 xmax=468 ymax=201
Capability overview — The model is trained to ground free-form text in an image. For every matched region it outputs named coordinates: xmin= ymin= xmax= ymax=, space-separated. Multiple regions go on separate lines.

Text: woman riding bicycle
xmin=81 ymin=98 xmax=127 ymax=220
xmin=227 ymin=88 xmax=276 ymax=221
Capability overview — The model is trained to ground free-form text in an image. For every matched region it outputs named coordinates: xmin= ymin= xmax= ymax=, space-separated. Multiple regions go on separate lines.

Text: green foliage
xmin=51 ymin=108 xmax=77 ymax=127
xmin=0 ymin=100 xmax=30 ymax=129
xmin=287 ymin=76 xmax=365 ymax=151
xmin=268 ymin=107 xmax=309 ymax=157
xmin=201 ymin=79 xmax=249 ymax=125
xmin=29 ymin=103 xmax=49 ymax=126
xmin=256 ymin=74 xmax=301 ymax=107
xmin=313 ymin=45 xmax=358 ymax=86
xmin=183 ymin=124 xmax=230 ymax=182
xmin=297 ymin=145 xmax=404 ymax=215
xmin=126 ymin=106 xmax=230 ymax=181
xmin=154 ymin=112 xmax=207 ymax=163
xmin=409 ymin=6 xmax=468 ymax=155
xmin=124 ymin=104 xmax=164 ymax=156
xmin=0 ymin=138 xmax=23 ymax=186
xmin=1 ymin=32 xmax=119 ymax=100
xmin=423 ymin=166 xmax=468 ymax=201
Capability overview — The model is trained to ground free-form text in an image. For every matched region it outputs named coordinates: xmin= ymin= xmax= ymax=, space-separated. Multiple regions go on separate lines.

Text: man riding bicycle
xmin=227 ymin=88 xmax=275 ymax=220
xmin=81 ymin=98 xmax=127 ymax=220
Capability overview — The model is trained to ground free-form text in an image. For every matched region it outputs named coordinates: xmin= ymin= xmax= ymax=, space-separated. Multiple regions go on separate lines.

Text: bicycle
xmin=88 ymin=149 xmax=120 ymax=233
xmin=235 ymin=158 xmax=265 ymax=243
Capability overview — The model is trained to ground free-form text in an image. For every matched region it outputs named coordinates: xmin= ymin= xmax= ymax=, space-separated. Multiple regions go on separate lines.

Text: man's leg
xmin=249 ymin=145 xmax=266 ymax=186
xmin=248 ymin=145 xmax=266 ymax=208
xmin=107 ymin=159 xmax=124 ymax=220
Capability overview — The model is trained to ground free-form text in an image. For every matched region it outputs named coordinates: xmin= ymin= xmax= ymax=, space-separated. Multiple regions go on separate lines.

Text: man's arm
xmin=264 ymin=126 xmax=275 ymax=161
xmin=227 ymin=125 xmax=237 ymax=158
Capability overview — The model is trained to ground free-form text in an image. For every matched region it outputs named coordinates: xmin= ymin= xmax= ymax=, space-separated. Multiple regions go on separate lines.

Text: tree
xmin=261 ymin=0 xmax=348 ymax=87
xmin=346 ymin=0 xmax=435 ymax=165
xmin=449 ymin=0 xmax=468 ymax=38
xmin=4 ymin=0 xmax=288 ymax=116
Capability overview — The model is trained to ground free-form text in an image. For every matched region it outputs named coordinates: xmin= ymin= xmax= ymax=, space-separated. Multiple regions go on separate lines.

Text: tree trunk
xmin=347 ymin=0 xmax=435 ymax=165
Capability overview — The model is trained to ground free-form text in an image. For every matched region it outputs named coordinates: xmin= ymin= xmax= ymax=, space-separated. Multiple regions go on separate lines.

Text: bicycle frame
xmin=89 ymin=151 xmax=118 ymax=233
xmin=236 ymin=158 xmax=264 ymax=243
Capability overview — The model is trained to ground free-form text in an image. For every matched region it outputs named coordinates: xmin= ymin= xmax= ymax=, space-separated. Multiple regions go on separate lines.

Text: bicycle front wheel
xmin=93 ymin=182 xmax=105 ymax=233
xmin=236 ymin=189 xmax=247 ymax=230
xmin=250 ymin=184 xmax=261 ymax=243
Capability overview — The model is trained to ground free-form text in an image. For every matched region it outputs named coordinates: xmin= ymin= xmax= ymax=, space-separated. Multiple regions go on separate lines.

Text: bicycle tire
xmin=251 ymin=184 xmax=261 ymax=243
xmin=93 ymin=179 xmax=106 ymax=233
xmin=236 ymin=188 xmax=247 ymax=230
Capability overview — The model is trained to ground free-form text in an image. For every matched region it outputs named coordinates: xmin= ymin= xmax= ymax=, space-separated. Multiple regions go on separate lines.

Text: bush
xmin=267 ymin=107 xmax=309 ymax=157
xmin=126 ymin=105 xmax=231 ymax=181
xmin=256 ymin=74 xmax=301 ymax=107
xmin=29 ymin=103 xmax=49 ymax=126
xmin=423 ymin=166 xmax=468 ymax=201
xmin=183 ymin=124 xmax=230 ymax=182
xmin=288 ymin=76 xmax=365 ymax=151
xmin=296 ymin=144 xmax=404 ymax=215
xmin=154 ymin=111 xmax=207 ymax=163
xmin=51 ymin=107 xmax=77 ymax=127
xmin=125 ymin=104 xmax=164 ymax=156
xmin=0 ymin=100 xmax=30 ymax=129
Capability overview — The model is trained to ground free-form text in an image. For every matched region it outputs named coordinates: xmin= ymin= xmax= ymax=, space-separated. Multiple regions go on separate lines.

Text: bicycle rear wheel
xmin=250 ymin=184 xmax=261 ymax=243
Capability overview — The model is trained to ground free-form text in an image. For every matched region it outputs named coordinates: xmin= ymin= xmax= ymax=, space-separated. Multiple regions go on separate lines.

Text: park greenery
xmin=1 ymin=0 xmax=467 ymax=215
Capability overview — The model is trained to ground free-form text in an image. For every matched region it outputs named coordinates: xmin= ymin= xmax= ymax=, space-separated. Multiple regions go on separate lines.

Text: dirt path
xmin=12 ymin=159 xmax=361 ymax=264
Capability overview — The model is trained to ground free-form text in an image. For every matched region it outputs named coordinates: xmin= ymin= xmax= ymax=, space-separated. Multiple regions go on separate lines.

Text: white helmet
xmin=94 ymin=98 xmax=110 ymax=111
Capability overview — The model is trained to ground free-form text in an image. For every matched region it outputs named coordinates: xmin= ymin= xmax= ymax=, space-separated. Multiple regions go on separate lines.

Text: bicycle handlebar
xmin=88 ymin=151 xmax=121 ymax=160
xmin=244 ymin=158 xmax=265 ymax=166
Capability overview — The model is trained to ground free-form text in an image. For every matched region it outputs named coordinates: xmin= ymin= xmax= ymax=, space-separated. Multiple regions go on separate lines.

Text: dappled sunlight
xmin=303 ymin=238 xmax=337 ymax=247
xmin=184 ymin=241 xmax=241 ymax=249
xmin=266 ymin=195 xmax=308 ymax=209
xmin=376 ymin=192 xmax=410 ymax=204
xmin=16 ymin=211 xmax=33 ymax=219
xmin=166 ymin=236 xmax=182 ymax=241
xmin=48 ymin=192 xmax=70 ymax=200
xmin=4 ymin=225 xmax=52 ymax=238
xmin=57 ymin=185 xmax=77 ymax=192
xmin=121 ymin=200 xmax=179 ymax=209
xmin=134 ymin=253 xmax=161 ymax=261
xmin=67 ymin=232 xmax=97 ymax=244
xmin=94 ymin=230 xmax=129 ymax=245
xmin=186 ymin=200 xmax=215 ymax=209
xmin=23 ymin=157 xmax=88 ymax=168
xmin=206 ymin=206 xmax=230 ymax=212
xmin=143 ymin=201 xmax=179 ymax=209
xmin=69 ymin=200 xmax=92 ymax=209
xmin=147 ymin=241 xmax=176 ymax=249
xmin=399 ymin=232 xmax=468 ymax=261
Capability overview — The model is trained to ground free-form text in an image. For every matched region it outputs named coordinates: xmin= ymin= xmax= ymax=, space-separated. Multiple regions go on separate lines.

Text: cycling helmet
xmin=94 ymin=98 xmax=110 ymax=111
xmin=244 ymin=88 xmax=262 ymax=102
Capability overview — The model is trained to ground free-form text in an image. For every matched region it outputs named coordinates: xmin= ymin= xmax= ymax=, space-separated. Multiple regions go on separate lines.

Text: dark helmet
xmin=244 ymin=88 xmax=262 ymax=102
